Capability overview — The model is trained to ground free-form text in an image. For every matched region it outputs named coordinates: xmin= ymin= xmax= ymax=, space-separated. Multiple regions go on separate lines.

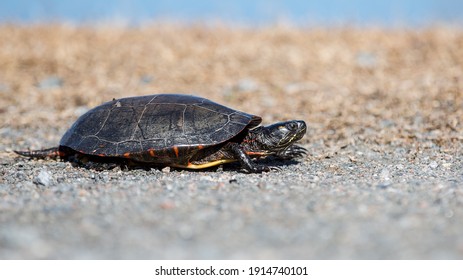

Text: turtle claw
xmin=268 ymin=166 xmax=282 ymax=172
xmin=277 ymin=145 xmax=308 ymax=159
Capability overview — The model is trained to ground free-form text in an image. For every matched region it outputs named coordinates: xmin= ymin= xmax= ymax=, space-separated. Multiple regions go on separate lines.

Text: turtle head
xmin=248 ymin=120 xmax=307 ymax=154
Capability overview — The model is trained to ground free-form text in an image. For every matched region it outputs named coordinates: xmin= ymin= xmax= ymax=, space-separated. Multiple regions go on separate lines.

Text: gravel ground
xmin=1 ymin=24 xmax=463 ymax=259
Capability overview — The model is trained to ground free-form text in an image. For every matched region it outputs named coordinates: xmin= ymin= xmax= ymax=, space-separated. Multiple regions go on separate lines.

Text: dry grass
xmin=1 ymin=24 xmax=462 ymax=151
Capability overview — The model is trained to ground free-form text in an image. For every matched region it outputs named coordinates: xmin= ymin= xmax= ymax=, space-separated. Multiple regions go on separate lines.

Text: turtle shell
xmin=59 ymin=94 xmax=262 ymax=162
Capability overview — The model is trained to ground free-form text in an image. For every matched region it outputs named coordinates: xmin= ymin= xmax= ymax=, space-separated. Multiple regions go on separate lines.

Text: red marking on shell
xmin=198 ymin=144 xmax=204 ymax=150
xmin=173 ymin=146 xmax=179 ymax=158
xmin=149 ymin=149 xmax=156 ymax=157
xmin=123 ymin=152 xmax=131 ymax=158
xmin=98 ymin=154 xmax=105 ymax=157
xmin=246 ymin=151 xmax=266 ymax=156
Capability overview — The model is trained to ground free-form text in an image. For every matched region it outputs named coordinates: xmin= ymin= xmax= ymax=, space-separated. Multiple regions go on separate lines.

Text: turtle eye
xmin=286 ymin=122 xmax=298 ymax=131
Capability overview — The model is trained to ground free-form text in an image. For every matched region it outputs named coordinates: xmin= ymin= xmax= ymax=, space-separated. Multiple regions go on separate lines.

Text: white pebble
xmin=380 ymin=168 xmax=391 ymax=181
xmin=34 ymin=170 xmax=52 ymax=186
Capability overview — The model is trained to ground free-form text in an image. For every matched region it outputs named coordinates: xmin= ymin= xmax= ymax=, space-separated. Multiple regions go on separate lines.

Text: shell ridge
xmin=93 ymin=104 xmax=116 ymax=138
xmin=131 ymin=105 xmax=148 ymax=140
xmin=147 ymin=95 xmax=159 ymax=105
xmin=193 ymin=103 xmax=227 ymax=115
xmin=181 ymin=104 xmax=187 ymax=136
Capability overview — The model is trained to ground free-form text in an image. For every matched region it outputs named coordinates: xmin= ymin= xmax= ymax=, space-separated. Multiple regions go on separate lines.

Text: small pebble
xmin=37 ymin=76 xmax=64 ymax=89
xmin=0 ymin=83 xmax=10 ymax=92
xmin=355 ymin=52 xmax=378 ymax=68
xmin=380 ymin=168 xmax=391 ymax=181
xmin=140 ymin=75 xmax=154 ymax=84
xmin=429 ymin=161 xmax=438 ymax=169
xmin=33 ymin=170 xmax=52 ymax=186
xmin=377 ymin=183 xmax=390 ymax=189
xmin=236 ymin=78 xmax=259 ymax=92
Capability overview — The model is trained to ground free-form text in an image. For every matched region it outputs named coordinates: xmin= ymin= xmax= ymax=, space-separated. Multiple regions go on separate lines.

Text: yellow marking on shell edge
xmin=172 ymin=159 xmax=237 ymax=169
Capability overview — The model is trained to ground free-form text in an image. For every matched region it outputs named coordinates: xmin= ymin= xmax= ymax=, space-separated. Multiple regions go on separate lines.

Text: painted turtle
xmin=15 ymin=94 xmax=307 ymax=172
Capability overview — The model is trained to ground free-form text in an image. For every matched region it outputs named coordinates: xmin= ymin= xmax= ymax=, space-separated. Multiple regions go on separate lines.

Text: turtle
xmin=15 ymin=94 xmax=307 ymax=173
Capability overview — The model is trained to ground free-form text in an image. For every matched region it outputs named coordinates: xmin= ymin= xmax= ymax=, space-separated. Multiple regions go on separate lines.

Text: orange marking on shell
xmin=198 ymin=144 xmax=204 ymax=150
xmin=173 ymin=146 xmax=179 ymax=158
xmin=57 ymin=151 xmax=66 ymax=157
xmin=149 ymin=149 xmax=156 ymax=157
xmin=246 ymin=151 xmax=267 ymax=156
xmin=98 ymin=154 xmax=105 ymax=157
xmin=123 ymin=152 xmax=131 ymax=158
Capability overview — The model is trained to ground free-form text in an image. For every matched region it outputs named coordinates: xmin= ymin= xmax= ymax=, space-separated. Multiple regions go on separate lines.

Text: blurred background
xmin=1 ymin=0 xmax=463 ymax=26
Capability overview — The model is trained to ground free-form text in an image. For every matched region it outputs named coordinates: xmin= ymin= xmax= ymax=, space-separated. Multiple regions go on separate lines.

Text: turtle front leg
xmin=228 ymin=143 xmax=274 ymax=173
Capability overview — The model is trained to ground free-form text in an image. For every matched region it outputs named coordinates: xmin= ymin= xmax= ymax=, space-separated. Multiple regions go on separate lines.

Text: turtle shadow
xmin=188 ymin=156 xmax=303 ymax=173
